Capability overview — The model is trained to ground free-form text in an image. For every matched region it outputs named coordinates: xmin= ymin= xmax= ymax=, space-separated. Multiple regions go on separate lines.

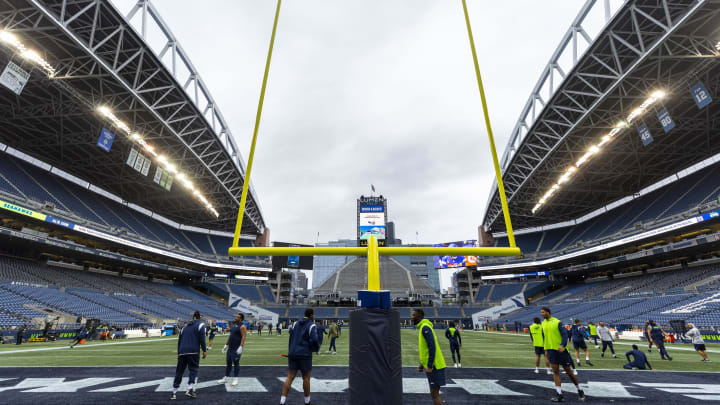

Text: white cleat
xmin=217 ymin=377 xmax=227 ymax=384
xmin=534 ymin=368 xmax=539 ymax=374
xmin=546 ymin=368 xmax=552 ymax=375
xmin=573 ymin=369 xmax=578 ymax=376
xmin=458 ymin=363 xmax=461 ymax=368
xmin=232 ymin=378 xmax=238 ymax=386
xmin=332 ymin=351 xmax=337 ymax=355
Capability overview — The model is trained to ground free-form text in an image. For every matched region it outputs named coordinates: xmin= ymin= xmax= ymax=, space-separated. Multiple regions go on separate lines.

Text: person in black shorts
xmin=413 ymin=309 xmax=446 ymax=405
xmin=570 ymin=319 xmax=593 ymax=367
xmin=687 ymin=323 xmax=711 ymax=362
xmin=541 ymin=307 xmax=585 ymax=402
xmin=280 ymin=308 xmax=320 ymax=405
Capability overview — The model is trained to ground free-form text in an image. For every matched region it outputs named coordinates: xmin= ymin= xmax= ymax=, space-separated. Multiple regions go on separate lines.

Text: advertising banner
xmin=0 ymin=199 xmax=47 ymax=221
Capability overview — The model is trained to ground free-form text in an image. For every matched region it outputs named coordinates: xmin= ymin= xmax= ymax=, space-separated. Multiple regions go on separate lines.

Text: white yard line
xmin=0 ymin=336 xmax=177 ymax=355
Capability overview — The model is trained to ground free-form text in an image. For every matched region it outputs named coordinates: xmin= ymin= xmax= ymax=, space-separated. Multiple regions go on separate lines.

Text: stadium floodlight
xmin=716 ymin=41 xmax=720 ymax=51
xmin=157 ymin=155 xmax=167 ymax=163
xmin=0 ymin=30 xmax=56 ymax=77
xmin=0 ymin=31 xmax=20 ymax=46
xmin=532 ymin=90 xmax=666 ymax=214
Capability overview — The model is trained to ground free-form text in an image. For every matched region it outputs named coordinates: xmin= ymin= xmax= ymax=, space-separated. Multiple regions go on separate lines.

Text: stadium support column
xmin=350 ymin=236 xmax=402 ymax=404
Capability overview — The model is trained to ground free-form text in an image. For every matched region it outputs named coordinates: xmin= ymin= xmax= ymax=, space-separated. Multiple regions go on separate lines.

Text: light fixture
xmin=1 ymin=30 xmax=219 ymax=218
xmin=95 ymin=104 xmax=218 ymax=217
xmin=531 ymin=89 xmax=665 ymax=215
xmin=0 ymin=30 xmax=56 ymax=76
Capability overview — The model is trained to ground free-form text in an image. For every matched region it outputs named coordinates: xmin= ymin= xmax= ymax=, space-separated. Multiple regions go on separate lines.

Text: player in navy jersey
xmin=218 ymin=313 xmax=247 ymax=386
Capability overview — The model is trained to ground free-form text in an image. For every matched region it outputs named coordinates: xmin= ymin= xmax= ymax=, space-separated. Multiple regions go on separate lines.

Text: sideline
xmin=471 ymin=330 xmax=720 ymax=354
xmin=0 ymin=365 xmax=717 ymax=373
xmin=0 ymin=336 xmax=177 ymax=355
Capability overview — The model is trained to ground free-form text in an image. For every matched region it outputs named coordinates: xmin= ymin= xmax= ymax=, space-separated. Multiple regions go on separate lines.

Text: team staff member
xmin=326 ymin=321 xmax=340 ymax=355
xmin=445 ymin=321 xmax=462 ymax=368
xmin=413 ymin=309 xmax=446 ymax=405
xmin=540 ymin=307 xmax=585 ymax=403
xmin=280 ymin=308 xmax=319 ymax=405
xmin=686 ymin=323 xmax=710 ymax=362
xmin=207 ymin=322 xmax=218 ymax=350
xmin=171 ymin=311 xmax=207 ymax=400
xmin=596 ymin=321 xmax=617 ymax=358
xmin=588 ymin=322 xmax=599 ymax=348
xmin=570 ymin=319 xmax=593 ymax=367
xmin=648 ymin=320 xmax=672 ymax=361
xmin=218 ymin=313 xmax=247 ymax=386
xmin=624 ymin=344 xmax=652 ymax=370
xmin=530 ymin=317 xmax=551 ymax=375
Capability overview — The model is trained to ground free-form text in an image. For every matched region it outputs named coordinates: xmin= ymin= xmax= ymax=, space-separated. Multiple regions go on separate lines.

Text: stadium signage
xmin=690 ymin=81 xmax=712 ymax=109
xmin=0 ymin=199 xmax=46 ymax=220
xmin=0 ymin=61 xmax=29 ymax=95
xmin=656 ymin=108 xmax=675 ymax=133
xmin=637 ymin=124 xmax=653 ymax=146
xmin=0 ymin=199 xmax=268 ymax=275
xmin=97 ymin=128 xmax=115 ymax=153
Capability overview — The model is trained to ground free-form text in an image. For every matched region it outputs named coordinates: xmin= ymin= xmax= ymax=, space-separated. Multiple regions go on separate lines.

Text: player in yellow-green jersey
xmin=541 ymin=307 xmax=585 ymax=402
xmin=529 ymin=317 xmax=551 ymax=375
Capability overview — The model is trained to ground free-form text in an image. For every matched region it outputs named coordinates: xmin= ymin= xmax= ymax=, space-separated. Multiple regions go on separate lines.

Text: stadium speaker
xmin=348 ymin=308 xmax=402 ymax=405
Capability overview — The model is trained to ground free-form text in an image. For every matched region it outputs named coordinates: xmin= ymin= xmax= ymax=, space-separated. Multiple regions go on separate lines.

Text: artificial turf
xmin=1 ymin=329 xmax=717 ymax=372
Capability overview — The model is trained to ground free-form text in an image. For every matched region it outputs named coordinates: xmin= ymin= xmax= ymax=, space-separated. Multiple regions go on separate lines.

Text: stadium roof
xmin=0 ymin=0 xmax=265 ymax=234
xmin=483 ymin=0 xmax=720 ymax=233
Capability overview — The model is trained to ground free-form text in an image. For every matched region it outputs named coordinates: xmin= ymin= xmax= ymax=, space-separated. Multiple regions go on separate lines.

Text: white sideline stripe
xmin=472 ymin=330 xmax=720 ymax=354
xmin=0 ymin=365 xmax=718 ymax=374
xmin=0 ymin=337 xmax=177 ymax=355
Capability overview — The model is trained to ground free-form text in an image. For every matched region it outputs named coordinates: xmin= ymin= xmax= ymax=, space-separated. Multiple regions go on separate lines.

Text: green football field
xmin=1 ymin=330 xmax=717 ymax=372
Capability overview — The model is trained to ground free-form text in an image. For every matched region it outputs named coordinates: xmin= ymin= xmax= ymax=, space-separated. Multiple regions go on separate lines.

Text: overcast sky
xmin=112 ymin=0 xmax=608 ymax=290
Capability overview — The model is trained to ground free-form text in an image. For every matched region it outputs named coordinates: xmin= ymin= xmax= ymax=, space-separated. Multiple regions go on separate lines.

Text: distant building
xmin=386 ymin=221 xmax=402 ymax=245
xmin=312 ymin=239 xmax=357 ymax=289
xmin=295 ymin=271 xmax=308 ymax=291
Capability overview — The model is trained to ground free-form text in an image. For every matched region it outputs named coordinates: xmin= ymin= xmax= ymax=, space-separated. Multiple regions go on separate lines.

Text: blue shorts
xmin=546 ymin=349 xmax=573 ymax=366
xmin=695 ymin=344 xmax=707 ymax=351
xmin=572 ymin=340 xmax=587 ymax=350
xmin=288 ymin=356 xmax=312 ymax=375
xmin=534 ymin=346 xmax=545 ymax=355
xmin=209 ymin=333 xmax=216 ymax=340
xmin=426 ymin=367 xmax=446 ymax=387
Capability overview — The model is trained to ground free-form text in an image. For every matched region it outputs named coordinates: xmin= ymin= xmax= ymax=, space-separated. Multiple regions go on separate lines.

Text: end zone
xmin=1 ymin=366 xmax=719 ymax=404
